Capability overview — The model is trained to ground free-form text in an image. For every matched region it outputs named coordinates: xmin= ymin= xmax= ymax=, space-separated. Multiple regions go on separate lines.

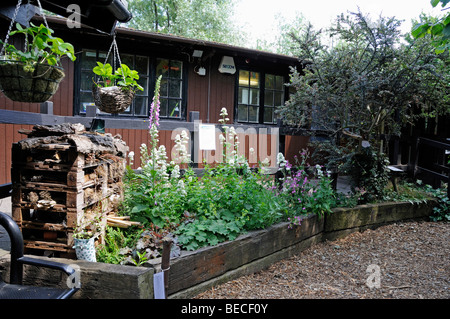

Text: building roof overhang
xmin=40 ymin=15 xmax=302 ymax=68
xmin=0 ymin=0 xmax=132 ymax=34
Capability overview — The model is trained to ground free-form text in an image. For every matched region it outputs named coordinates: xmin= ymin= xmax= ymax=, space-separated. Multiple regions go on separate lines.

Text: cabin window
xmin=76 ymin=50 xmax=184 ymax=119
xmin=237 ymin=70 xmax=260 ymax=123
xmin=236 ymin=70 xmax=284 ymax=124
xmin=264 ymin=74 xmax=284 ymax=124
xmin=156 ymin=58 xmax=183 ymax=119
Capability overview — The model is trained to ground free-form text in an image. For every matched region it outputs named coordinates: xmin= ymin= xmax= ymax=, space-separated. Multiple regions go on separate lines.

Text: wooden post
xmin=447 ymin=170 xmax=450 ymax=199
xmin=161 ymin=237 xmax=173 ymax=298
xmin=413 ymin=137 xmax=420 ymax=178
xmin=40 ymin=101 xmax=53 ymax=114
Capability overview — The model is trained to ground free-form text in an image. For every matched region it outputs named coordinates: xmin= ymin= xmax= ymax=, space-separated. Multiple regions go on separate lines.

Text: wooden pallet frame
xmin=11 ymin=141 xmax=125 ymax=256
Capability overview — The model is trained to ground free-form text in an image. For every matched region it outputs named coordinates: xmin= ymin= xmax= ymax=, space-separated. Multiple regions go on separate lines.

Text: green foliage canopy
xmin=278 ymin=10 xmax=449 ymax=144
xmin=127 ymin=0 xmax=245 ymax=46
xmin=412 ymin=0 xmax=450 ymax=53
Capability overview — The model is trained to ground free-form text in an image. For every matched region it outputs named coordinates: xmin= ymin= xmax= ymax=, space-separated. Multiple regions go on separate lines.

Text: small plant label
xmin=153 ymin=271 xmax=165 ymax=299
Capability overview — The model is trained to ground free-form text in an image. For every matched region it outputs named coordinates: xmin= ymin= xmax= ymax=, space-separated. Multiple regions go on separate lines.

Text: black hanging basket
xmin=92 ymin=82 xmax=135 ymax=114
xmin=0 ymin=60 xmax=65 ymax=103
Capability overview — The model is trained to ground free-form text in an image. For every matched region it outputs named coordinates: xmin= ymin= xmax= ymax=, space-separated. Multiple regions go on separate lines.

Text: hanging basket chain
xmin=35 ymin=0 xmax=49 ymax=29
xmin=103 ymin=35 xmax=126 ymax=84
xmin=0 ymin=0 xmax=23 ymax=57
xmin=93 ymin=21 xmax=136 ymax=114
xmin=0 ymin=0 xmax=67 ymax=103
xmin=1 ymin=0 xmax=50 ymax=58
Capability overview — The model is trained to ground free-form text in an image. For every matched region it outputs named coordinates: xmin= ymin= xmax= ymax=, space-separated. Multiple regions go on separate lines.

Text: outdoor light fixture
xmin=193 ymin=50 xmax=203 ymax=58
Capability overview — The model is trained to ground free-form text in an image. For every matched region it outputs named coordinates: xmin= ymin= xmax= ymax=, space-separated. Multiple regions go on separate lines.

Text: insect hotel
xmin=10 ymin=123 xmax=129 ymax=257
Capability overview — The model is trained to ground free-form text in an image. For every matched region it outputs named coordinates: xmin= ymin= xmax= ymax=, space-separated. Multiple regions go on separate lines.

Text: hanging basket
xmin=0 ymin=60 xmax=65 ymax=103
xmin=92 ymin=82 xmax=135 ymax=114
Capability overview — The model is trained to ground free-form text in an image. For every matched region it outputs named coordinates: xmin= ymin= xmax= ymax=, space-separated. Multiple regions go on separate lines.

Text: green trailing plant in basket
xmin=92 ymin=62 xmax=143 ymax=92
xmin=0 ymin=22 xmax=76 ymax=72
xmin=0 ymin=23 xmax=76 ymax=102
xmin=92 ymin=62 xmax=144 ymax=113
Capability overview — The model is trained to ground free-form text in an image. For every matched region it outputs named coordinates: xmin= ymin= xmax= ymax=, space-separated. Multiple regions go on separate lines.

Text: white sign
xmin=199 ymin=124 xmax=216 ymax=150
xmin=153 ymin=271 xmax=166 ymax=299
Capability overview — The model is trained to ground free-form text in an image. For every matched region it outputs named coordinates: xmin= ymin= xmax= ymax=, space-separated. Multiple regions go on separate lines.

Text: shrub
xmin=345 ymin=146 xmax=390 ymax=203
xmin=421 ymin=182 xmax=450 ymax=222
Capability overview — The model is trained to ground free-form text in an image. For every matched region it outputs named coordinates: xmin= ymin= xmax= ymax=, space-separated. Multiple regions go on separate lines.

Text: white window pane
xmin=156 ymin=59 xmax=169 ymax=77
xmin=264 ymin=107 xmax=274 ymax=124
xmin=264 ymin=90 xmax=274 ymax=106
xmin=248 ymin=106 xmax=259 ymax=122
xmin=169 ymin=79 xmax=182 ymax=98
xmin=275 ymin=75 xmax=284 ymax=90
xmin=275 ymin=91 xmax=284 ymax=107
xmin=134 ymin=96 xmax=148 ymax=116
xmin=238 ymin=105 xmax=248 ymax=122
xmin=159 ymin=98 xmax=168 ymax=117
xmin=239 ymin=87 xmax=249 ymax=104
xmin=250 ymin=88 xmax=259 ymax=105
xmin=170 ymin=60 xmax=182 ymax=79
xmin=265 ymin=74 xmax=274 ymax=89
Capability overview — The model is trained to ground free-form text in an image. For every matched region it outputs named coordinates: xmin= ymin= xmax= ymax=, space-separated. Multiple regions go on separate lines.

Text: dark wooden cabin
xmin=0 ymin=13 xmax=308 ymax=185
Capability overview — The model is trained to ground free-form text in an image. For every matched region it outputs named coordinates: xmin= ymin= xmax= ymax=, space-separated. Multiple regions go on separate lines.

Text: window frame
xmin=234 ymin=68 xmax=286 ymax=125
xmin=156 ymin=58 xmax=184 ymax=119
xmin=74 ymin=49 xmax=187 ymax=120
xmin=263 ymin=73 xmax=285 ymax=125
xmin=236 ymin=70 xmax=261 ymax=123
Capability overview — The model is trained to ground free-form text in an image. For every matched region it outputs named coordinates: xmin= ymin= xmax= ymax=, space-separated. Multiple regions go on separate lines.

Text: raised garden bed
xmin=164 ymin=200 xmax=436 ymax=298
xmin=1 ymin=199 xmax=435 ymax=299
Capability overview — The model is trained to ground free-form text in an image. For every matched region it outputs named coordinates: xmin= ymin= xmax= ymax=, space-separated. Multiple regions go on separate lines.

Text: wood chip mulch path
xmin=194 ymin=221 xmax=449 ymax=299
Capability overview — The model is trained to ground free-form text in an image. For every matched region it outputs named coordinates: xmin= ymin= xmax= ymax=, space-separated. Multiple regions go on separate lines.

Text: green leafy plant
xmin=343 ymin=146 xmax=390 ymax=204
xmin=73 ymin=208 xmax=104 ymax=240
xmin=130 ymin=250 xmax=149 ymax=267
xmin=0 ymin=23 xmax=76 ymax=72
xmin=174 ymin=162 xmax=284 ymax=250
xmin=422 ymin=182 xmax=450 ymax=222
xmin=382 ymin=179 xmax=431 ymax=204
xmin=93 ymin=62 xmax=143 ymax=91
xmin=411 ymin=0 xmax=450 ymax=54
xmin=96 ymin=226 xmax=143 ymax=264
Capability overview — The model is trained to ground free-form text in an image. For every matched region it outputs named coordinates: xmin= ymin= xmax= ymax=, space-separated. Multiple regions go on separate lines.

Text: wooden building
xmin=0 ymin=14 xmax=308 ymax=185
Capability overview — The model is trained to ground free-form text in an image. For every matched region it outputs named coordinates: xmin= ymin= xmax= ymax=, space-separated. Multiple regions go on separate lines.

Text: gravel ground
xmin=195 ymin=221 xmax=449 ymax=299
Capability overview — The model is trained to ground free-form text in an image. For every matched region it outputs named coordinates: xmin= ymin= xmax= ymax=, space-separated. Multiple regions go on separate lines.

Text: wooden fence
xmin=413 ymin=137 xmax=450 ymax=197
xmin=388 ymin=112 xmax=449 ymax=197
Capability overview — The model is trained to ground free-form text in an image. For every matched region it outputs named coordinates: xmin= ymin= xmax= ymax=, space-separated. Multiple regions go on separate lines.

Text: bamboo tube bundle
xmin=107 ymin=215 xmax=140 ymax=228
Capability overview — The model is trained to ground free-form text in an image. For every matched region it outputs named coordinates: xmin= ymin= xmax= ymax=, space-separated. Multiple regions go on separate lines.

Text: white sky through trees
xmin=233 ymin=0 xmax=446 ymax=48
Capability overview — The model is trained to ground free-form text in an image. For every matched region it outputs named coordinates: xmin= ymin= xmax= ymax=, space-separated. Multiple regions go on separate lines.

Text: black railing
xmin=413 ymin=137 xmax=450 ymax=198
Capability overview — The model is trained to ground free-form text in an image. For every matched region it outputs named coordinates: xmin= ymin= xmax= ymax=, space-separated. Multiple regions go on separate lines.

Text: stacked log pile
xmin=11 ymin=123 xmax=129 ymax=257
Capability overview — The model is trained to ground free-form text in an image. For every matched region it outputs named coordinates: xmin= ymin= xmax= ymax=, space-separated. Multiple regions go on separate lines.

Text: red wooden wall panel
xmin=0 ymin=123 xmax=33 ymax=185
xmin=187 ymin=57 xmax=235 ymax=124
